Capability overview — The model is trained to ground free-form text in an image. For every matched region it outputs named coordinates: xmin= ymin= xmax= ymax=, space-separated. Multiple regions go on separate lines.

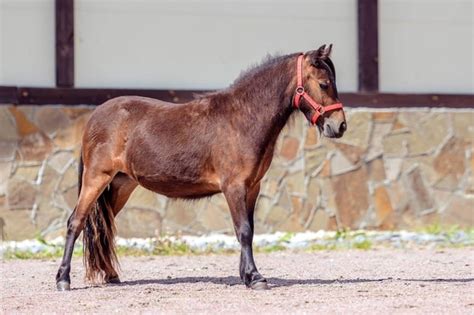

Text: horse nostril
xmin=339 ymin=122 xmax=347 ymax=133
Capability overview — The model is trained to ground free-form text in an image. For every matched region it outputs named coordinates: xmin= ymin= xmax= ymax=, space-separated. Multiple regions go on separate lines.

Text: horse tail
xmin=77 ymin=153 xmax=83 ymax=196
xmin=81 ymin=156 xmax=119 ymax=283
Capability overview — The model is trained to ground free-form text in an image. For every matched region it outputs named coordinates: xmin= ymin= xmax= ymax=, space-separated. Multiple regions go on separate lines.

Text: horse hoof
xmin=251 ymin=281 xmax=269 ymax=290
xmin=106 ymin=276 xmax=121 ymax=284
xmin=56 ymin=281 xmax=71 ymax=291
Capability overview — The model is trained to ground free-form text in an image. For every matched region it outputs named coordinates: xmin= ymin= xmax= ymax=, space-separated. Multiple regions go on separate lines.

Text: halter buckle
xmin=295 ymin=86 xmax=305 ymax=95
xmin=317 ymin=106 xmax=325 ymax=114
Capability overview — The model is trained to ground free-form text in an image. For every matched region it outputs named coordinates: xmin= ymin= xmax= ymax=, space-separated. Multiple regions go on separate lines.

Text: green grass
xmin=3 ymin=226 xmax=473 ymax=260
xmin=256 ymin=244 xmax=286 ymax=253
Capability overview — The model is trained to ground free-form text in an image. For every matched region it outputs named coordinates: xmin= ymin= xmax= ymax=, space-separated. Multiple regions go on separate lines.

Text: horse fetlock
xmin=55 ymin=266 xmax=70 ymax=281
xmin=242 ymin=269 xmax=266 ymax=287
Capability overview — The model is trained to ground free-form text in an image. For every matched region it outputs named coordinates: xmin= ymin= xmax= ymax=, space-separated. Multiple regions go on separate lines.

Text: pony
xmin=56 ymin=44 xmax=346 ymax=291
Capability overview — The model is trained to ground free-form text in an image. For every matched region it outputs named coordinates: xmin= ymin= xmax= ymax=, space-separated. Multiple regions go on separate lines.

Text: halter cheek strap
xmin=293 ymin=54 xmax=344 ymax=124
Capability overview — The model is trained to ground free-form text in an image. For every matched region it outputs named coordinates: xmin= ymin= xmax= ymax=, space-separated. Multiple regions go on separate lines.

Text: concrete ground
xmin=1 ymin=248 xmax=473 ymax=314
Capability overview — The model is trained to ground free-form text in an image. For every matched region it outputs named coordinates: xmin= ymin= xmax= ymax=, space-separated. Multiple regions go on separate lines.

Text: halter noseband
xmin=293 ymin=54 xmax=344 ymax=125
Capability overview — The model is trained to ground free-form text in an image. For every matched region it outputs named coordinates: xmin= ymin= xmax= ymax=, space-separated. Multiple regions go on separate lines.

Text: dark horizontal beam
xmin=341 ymin=92 xmax=474 ymax=108
xmin=0 ymin=87 xmax=205 ymax=106
xmin=0 ymin=86 xmax=472 ymax=108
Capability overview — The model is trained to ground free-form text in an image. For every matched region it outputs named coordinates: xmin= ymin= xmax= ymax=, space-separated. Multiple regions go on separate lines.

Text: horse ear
xmin=311 ymin=44 xmax=333 ymax=64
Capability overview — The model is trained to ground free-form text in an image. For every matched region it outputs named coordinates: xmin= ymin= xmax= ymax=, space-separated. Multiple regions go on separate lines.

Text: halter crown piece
xmin=293 ymin=53 xmax=344 ymax=124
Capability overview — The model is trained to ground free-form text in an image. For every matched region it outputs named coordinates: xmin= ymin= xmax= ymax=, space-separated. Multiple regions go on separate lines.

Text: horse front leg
xmin=223 ymin=182 xmax=268 ymax=290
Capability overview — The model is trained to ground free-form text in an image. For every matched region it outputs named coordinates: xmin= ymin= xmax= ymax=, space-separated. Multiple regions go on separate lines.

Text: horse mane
xmin=194 ymin=53 xmax=297 ymax=100
xmin=231 ymin=53 xmax=296 ymax=87
xmin=321 ymin=57 xmax=336 ymax=80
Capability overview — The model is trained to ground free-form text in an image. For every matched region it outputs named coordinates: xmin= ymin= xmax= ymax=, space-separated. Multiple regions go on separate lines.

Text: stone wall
xmin=0 ymin=106 xmax=472 ymax=240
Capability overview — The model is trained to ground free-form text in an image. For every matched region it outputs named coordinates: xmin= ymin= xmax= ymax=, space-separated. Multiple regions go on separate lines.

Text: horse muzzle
xmin=322 ymin=119 xmax=347 ymax=138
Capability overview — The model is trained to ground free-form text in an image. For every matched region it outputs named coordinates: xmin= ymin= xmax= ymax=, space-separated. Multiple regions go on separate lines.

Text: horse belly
xmin=136 ymin=175 xmax=221 ymax=199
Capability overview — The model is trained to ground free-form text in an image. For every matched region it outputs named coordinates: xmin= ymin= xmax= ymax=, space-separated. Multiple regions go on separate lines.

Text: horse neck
xmin=225 ymin=56 xmax=297 ymax=143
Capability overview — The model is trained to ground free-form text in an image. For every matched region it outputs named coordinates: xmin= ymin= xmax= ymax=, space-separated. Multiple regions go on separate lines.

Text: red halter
xmin=293 ymin=54 xmax=344 ymax=125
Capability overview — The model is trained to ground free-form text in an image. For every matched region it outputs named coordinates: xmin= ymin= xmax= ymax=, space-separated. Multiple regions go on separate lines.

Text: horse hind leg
xmin=102 ymin=173 xmax=138 ymax=284
xmin=56 ymin=162 xmax=115 ymax=291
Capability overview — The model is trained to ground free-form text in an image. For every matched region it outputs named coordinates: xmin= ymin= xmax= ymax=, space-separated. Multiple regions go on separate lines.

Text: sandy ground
xmin=1 ymin=249 xmax=473 ymax=314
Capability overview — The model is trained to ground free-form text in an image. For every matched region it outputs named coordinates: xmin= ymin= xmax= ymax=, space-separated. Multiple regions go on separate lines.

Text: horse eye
xmin=319 ymin=83 xmax=329 ymax=90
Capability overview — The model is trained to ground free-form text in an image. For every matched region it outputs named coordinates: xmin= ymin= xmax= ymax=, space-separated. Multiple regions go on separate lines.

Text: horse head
xmin=294 ymin=44 xmax=347 ymax=138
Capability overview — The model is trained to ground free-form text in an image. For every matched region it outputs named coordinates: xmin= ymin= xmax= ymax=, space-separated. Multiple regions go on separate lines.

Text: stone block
xmin=199 ymin=203 xmax=232 ymax=232
xmin=34 ymin=200 xmax=65 ymax=234
xmin=48 ymin=151 xmax=74 ymax=174
xmin=308 ymin=209 xmax=329 ymax=231
xmin=0 ymin=141 xmax=17 ymax=161
xmin=277 ymin=186 xmax=292 ymax=209
xmin=383 ymin=132 xmax=410 ymax=157
xmin=0 ymin=162 xmax=12 ymax=195
xmin=7 ymin=179 xmax=37 ymax=210
xmin=372 ymin=112 xmax=396 ymax=123
xmin=403 ymin=166 xmax=435 ymax=213
xmin=54 ymin=114 xmax=90 ymax=151
xmin=277 ymin=214 xmax=305 ymax=232
xmin=164 ymin=199 xmax=198 ymax=227
xmin=59 ymin=164 xmax=78 ymax=192
xmin=116 ymin=208 xmax=162 ymax=238
xmin=401 ymin=155 xmax=438 ymax=187
xmin=452 ymin=112 xmax=474 ymax=139
xmin=62 ymin=107 xmax=93 ymax=120
xmin=367 ymin=158 xmax=386 ymax=182
xmin=0 ymin=107 xmax=19 ymax=141
xmin=280 ymin=136 xmax=300 ymax=161
xmin=335 ymin=112 xmax=371 ymax=149
xmin=433 ymin=137 xmax=466 ymax=190
xmin=384 ymin=158 xmax=403 ymax=182
xmin=366 ymin=122 xmax=393 ymax=161
xmin=304 ymin=127 xmax=319 ymax=148
xmin=126 ymin=186 xmax=161 ymax=209
xmin=18 ymin=132 xmax=53 ymax=162
xmin=35 ymin=107 xmax=71 ymax=136
xmin=13 ymin=165 xmax=40 ymax=182
xmin=306 ymin=177 xmax=321 ymax=203
xmin=304 ymin=146 xmax=328 ymax=175
xmin=331 ymin=149 xmax=357 ymax=176
xmin=373 ymin=186 xmax=394 ymax=227
xmin=441 ymin=196 xmax=474 ymax=227
xmin=332 ymin=167 xmax=369 ymax=228
xmin=384 ymin=115 xmax=448 ymax=157
xmin=41 ymin=163 xmax=60 ymax=190
xmin=255 ymin=196 xmax=271 ymax=224
xmin=285 ymin=171 xmax=305 ymax=195
xmin=334 ymin=142 xmax=365 ymax=165
xmin=260 ymin=179 xmax=279 ymax=197
xmin=411 ymin=113 xmax=449 ymax=155
xmin=62 ymin=186 xmax=78 ymax=210
xmin=264 ymin=205 xmax=289 ymax=227
xmin=8 ymin=107 xmax=38 ymax=136
xmin=0 ymin=208 xmax=37 ymax=240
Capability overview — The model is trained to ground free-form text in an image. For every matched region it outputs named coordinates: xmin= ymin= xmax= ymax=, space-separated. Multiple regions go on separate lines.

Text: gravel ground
xmin=1 ymin=248 xmax=473 ymax=314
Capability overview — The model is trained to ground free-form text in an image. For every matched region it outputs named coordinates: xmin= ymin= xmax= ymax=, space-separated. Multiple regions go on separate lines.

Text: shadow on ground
xmin=72 ymin=276 xmax=474 ymax=290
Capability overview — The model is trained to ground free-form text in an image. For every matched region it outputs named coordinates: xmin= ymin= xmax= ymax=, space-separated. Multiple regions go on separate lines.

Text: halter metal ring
xmin=295 ymin=86 xmax=305 ymax=95
xmin=317 ymin=106 xmax=325 ymax=114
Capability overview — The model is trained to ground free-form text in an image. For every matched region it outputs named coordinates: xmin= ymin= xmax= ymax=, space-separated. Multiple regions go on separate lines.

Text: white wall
xmin=1 ymin=0 xmax=472 ymax=94
xmin=379 ymin=0 xmax=473 ymax=93
xmin=75 ymin=0 xmax=358 ymax=91
xmin=0 ymin=0 xmax=55 ymax=87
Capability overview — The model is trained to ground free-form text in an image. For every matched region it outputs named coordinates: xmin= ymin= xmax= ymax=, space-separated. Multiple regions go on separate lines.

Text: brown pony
xmin=56 ymin=44 xmax=346 ymax=291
